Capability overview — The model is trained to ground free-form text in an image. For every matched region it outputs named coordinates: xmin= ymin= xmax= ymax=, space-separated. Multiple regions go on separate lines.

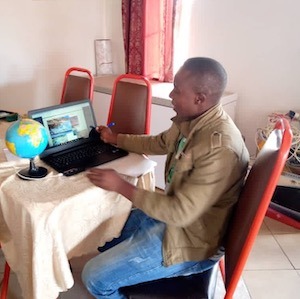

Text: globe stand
xmin=17 ymin=158 xmax=48 ymax=180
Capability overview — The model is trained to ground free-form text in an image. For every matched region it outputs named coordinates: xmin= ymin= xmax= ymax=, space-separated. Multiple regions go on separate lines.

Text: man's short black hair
xmin=183 ymin=57 xmax=227 ymax=101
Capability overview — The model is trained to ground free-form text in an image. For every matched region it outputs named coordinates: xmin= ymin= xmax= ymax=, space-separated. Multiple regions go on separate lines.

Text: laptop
xmin=28 ymin=99 xmax=128 ymax=176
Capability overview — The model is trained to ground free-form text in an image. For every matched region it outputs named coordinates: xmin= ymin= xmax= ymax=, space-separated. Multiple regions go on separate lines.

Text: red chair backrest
xmin=107 ymin=74 xmax=152 ymax=135
xmin=60 ymin=67 xmax=94 ymax=104
xmin=224 ymin=118 xmax=292 ymax=298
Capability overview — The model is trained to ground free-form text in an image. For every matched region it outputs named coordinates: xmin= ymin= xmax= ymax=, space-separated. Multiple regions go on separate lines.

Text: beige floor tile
xmin=264 ymin=217 xmax=300 ymax=234
xmin=214 ymin=268 xmax=250 ymax=299
xmin=243 ymin=270 xmax=300 ymax=299
xmin=58 ymin=270 xmax=94 ymax=299
xmin=245 ymin=235 xmax=293 ymax=270
xmin=259 ymin=221 xmax=272 ymax=235
xmin=58 ymin=252 xmax=97 ymax=299
xmin=274 ymin=234 xmax=300 ymax=269
xmin=230 ymin=278 xmax=251 ymax=299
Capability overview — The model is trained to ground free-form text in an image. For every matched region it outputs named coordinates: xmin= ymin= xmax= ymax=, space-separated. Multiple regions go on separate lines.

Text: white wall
xmin=180 ymin=0 xmax=300 ymax=155
xmin=0 ymin=0 xmax=106 ymax=113
xmin=102 ymin=0 xmax=125 ymax=74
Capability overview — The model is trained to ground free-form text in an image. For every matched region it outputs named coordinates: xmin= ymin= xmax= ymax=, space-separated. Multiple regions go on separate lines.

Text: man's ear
xmin=195 ymin=92 xmax=206 ymax=104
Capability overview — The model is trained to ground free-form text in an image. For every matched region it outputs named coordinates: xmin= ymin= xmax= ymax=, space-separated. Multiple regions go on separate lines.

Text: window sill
xmin=93 ymin=75 xmax=237 ymax=108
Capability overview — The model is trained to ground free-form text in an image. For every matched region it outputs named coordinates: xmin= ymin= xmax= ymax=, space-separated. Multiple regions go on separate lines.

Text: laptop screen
xmin=28 ymin=99 xmax=96 ymax=157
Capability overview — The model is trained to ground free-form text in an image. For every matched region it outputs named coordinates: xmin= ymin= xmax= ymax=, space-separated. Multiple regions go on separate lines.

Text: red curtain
xmin=122 ymin=0 xmax=176 ymax=82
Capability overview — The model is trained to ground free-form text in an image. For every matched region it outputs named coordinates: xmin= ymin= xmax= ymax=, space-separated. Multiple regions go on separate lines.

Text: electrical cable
xmin=255 ymin=112 xmax=300 ymax=164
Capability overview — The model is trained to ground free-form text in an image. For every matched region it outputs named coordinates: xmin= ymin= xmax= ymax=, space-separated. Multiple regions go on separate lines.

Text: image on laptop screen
xmin=28 ymin=100 xmax=96 ymax=157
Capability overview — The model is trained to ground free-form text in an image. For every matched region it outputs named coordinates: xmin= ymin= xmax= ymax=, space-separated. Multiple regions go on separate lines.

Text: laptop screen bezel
xmin=27 ymin=99 xmax=97 ymax=158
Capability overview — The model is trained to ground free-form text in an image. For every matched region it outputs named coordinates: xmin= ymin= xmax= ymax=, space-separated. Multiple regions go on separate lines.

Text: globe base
xmin=17 ymin=166 xmax=48 ymax=180
xmin=17 ymin=158 xmax=48 ymax=180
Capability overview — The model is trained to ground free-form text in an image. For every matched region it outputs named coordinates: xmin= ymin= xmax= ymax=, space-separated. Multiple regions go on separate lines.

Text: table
xmin=0 ymin=121 xmax=156 ymax=299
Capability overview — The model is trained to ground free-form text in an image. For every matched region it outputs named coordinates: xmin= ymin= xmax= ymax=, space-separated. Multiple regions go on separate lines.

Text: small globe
xmin=5 ymin=118 xmax=48 ymax=159
xmin=5 ymin=118 xmax=49 ymax=179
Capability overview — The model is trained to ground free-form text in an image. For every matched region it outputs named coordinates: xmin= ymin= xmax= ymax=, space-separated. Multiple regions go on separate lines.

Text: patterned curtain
xmin=122 ymin=0 xmax=177 ymax=82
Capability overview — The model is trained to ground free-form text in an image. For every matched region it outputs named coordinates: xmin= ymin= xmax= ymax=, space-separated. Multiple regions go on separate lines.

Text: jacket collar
xmin=172 ymin=104 xmax=223 ymax=138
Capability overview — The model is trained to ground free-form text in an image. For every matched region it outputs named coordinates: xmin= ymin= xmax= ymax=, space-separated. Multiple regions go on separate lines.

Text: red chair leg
xmin=0 ymin=262 xmax=10 ymax=299
xmin=219 ymin=257 xmax=226 ymax=282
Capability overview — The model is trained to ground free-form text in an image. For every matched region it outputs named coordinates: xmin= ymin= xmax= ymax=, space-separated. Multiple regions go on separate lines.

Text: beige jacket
xmin=117 ymin=104 xmax=249 ymax=266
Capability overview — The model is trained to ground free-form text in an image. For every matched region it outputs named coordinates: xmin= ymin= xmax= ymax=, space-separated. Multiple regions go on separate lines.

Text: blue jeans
xmin=82 ymin=209 xmax=217 ymax=299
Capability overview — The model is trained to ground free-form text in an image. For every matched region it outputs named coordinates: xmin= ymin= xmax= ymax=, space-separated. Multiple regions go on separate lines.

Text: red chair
xmin=60 ymin=67 xmax=94 ymax=104
xmin=121 ymin=118 xmax=292 ymax=299
xmin=0 ymin=244 xmax=10 ymax=299
xmin=107 ymin=74 xmax=152 ymax=135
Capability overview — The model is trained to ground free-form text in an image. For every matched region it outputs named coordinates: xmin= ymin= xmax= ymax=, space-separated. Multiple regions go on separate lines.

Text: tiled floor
xmin=242 ymin=217 xmax=300 ymax=299
xmin=1 ymin=217 xmax=300 ymax=299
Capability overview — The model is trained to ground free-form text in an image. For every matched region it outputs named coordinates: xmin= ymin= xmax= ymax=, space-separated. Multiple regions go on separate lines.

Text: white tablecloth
xmin=0 ymin=144 xmax=155 ymax=299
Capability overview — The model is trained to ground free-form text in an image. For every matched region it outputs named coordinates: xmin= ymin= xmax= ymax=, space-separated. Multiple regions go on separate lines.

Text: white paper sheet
xmin=96 ymin=152 xmax=157 ymax=177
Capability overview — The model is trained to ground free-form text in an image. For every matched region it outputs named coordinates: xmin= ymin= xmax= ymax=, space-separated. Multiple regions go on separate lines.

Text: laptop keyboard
xmin=45 ymin=142 xmax=114 ymax=169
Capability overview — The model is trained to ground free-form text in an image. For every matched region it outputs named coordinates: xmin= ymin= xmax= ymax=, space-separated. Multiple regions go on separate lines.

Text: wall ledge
xmin=94 ymin=75 xmax=237 ymax=108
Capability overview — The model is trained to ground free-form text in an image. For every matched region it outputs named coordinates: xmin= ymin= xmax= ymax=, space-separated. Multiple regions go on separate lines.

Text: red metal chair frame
xmin=107 ymin=74 xmax=152 ymax=135
xmin=219 ymin=118 xmax=292 ymax=298
xmin=0 ymin=244 xmax=10 ymax=299
xmin=266 ymin=208 xmax=300 ymax=229
xmin=60 ymin=67 xmax=94 ymax=104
